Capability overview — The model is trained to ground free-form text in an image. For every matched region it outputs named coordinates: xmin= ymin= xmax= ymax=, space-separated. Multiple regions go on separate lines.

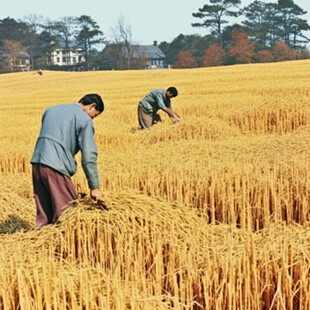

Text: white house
xmin=49 ymin=47 xmax=85 ymax=66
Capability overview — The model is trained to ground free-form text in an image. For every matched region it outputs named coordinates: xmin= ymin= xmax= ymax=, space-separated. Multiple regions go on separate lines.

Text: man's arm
xmin=79 ymin=121 xmax=103 ymax=197
xmin=155 ymin=90 xmax=181 ymax=122
xmin=164 ymin=107 xmax=181 ymax=122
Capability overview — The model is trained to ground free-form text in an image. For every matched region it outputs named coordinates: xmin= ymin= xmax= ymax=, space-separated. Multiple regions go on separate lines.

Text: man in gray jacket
xmin=138 ymin=87 xmax=181 ymax=129
xmin=31 ymin=94 xmax=104 ymax=227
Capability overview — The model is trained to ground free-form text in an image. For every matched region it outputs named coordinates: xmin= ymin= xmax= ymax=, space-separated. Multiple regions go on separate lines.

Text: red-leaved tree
xmin=256 ymin=50 xmax=274 ymax=63
xmin=272 ymin=42 xmax=296 ymax=62
xmin=202 ymin=43 xmax=225 ymax=67
xmin=174 ymin=50 xmax=197 ymax=68
xmin=228 ymin=29 xmax=255 ymax=64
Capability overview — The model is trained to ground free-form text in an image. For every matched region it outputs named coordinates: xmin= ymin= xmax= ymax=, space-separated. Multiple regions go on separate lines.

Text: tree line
xmin=0 ymin=14 xmax=104 ymax=72
xmin=161 ymin=0 xmax=310 ymax=68
xmin=0 ymin=0 xmax=309 ymax=72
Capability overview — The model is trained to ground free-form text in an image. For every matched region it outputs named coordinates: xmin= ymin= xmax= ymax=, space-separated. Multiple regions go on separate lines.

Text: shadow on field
xmin=0 ymin=215 xmax=32 ymax=234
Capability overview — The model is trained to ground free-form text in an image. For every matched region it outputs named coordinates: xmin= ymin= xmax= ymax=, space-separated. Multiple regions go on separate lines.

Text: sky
xmin=0 ymin=0 xmax=309 ymax=45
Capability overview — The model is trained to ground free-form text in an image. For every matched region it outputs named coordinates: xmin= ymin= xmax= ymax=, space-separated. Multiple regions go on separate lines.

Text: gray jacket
xmin=31 ymin=103 xmax=100 ymax=188
xmin=140 ymin=88 xmax=171 ymax=114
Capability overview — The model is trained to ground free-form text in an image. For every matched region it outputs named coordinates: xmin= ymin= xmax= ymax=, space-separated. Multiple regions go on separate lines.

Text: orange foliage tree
xmin=174 ymin=50 xmax=197 ymax=68
xmin=228 ymin=29 xmax=255 ymax=64
xmin=256 ymin=50 xmax=274 ymax=63
xmin=202 ymin=43 xmax=225 ymax=67
xmin=272 ymin=42 xmax=296 ymax=62
xmin=1 ymin=39 xmax=26 ymax=72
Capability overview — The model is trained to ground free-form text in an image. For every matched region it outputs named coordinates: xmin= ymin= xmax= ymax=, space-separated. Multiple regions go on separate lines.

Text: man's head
xmin=166 ymin=87 xmax=178 ymax=99
xmin=79 ymin=94 xmax=104 ymax=119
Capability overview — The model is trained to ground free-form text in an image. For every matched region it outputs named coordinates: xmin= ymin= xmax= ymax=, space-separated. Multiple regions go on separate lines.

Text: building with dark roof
xmin=121 ymin=41 xmax=166 ymax=69
xmin=0 ymin=51 xmax=30 ymax=72
xmin=133 ymin=41 xmax=166 ymax=68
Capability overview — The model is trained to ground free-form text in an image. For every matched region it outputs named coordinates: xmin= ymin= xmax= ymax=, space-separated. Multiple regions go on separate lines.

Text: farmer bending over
xmin=31 ymin=94 xmax=104 ymax=227
xmin=138 ymin=87 xmax=181 ymax=129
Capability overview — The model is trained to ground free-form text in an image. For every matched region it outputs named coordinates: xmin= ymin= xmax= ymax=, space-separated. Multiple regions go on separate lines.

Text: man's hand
xmin=174 ymin=112 xmax=181 ymax=121
xmin=174 ymin=115 xmax=181 ymax=122
xmin=90 ymin=187 xmax=103 ymax=202
xmin=89 ymin=188 xmax=109 ymax=211
xmin=171 ymin=114 xmax=181 ymax=122
xmin=165 ymin=107 xmax=181 ymax=122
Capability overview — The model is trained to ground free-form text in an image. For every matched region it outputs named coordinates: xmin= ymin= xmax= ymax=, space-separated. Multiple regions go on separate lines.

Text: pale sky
xmin=0 ymin=0 xmax=309 ymax=45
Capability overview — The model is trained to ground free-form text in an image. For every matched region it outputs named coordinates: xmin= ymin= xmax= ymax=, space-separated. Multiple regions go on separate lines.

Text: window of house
xmin=73 ymin=57 xmax=76 ymax=63
xmin=57 ymin=57 xmax=60 ymax=63
xmin=62 ymin=57 xmax=66 ymax=62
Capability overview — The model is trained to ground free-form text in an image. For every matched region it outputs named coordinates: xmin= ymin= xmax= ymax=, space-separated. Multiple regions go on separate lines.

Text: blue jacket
xmin=31 ymin=103 xmax=100 ymax=188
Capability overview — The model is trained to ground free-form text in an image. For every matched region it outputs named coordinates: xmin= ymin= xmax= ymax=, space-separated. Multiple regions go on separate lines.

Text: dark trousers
xmin=138 ymin=102 xmax=162 ymax=129
xmin=32 ymin=163 xmax=77 ymax=227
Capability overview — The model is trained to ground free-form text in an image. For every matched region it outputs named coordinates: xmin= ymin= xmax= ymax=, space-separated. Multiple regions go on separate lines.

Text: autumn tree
xmin=228 ymin=29 xmax=255 ymax=64
xmin=0 ymin=39 xmax=26 ymax=72
xmin=272 ymin=41 xmax=295 ymax=61
xmin=202 ymin=43 xmax=225 ymax=66
xmin=174 ymin=50 xmax=197 ymax=68
xmin=192 ymin=0 xmax=241 ymax=48
xmin=256 ymin=50 xmax=274 ymax=62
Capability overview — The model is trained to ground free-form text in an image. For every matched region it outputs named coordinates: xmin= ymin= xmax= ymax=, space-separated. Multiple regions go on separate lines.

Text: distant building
xmin=133 ymin=41 xmax=166 ymax=69
xmin=49 ymin=42 xmax=85 ymax=67
xmin=0 ymin=51 xmax=30 ymax=72
xmin=120 ymin=41 xmax=166 ymax=69
xmin=49 ymin=42 xmax=85 ymax=66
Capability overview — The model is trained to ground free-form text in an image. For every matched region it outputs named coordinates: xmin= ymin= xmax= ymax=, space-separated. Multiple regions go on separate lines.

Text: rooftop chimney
xmin=153 ymin=40 xmax=158 ymax=47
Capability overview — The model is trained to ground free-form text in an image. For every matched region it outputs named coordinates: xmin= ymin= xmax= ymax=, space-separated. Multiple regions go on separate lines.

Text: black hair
xmin=79 ymin=94 xmax=104 ymax=112
xmin=167 ymin=87 xmax=178 ymax=97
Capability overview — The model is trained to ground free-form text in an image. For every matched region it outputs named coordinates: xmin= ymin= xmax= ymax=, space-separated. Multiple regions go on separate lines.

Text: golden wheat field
xmin=1 ymin=60 xmax=310 ymax=309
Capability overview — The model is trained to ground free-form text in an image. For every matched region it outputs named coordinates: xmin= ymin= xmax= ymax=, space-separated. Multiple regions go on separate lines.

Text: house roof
xmin=132 ymin=45 xmax=166 ymax=59
xmin=0 ymin=51 xmax=30 ymax=59
xmin=55 ymin=39 xmax=84 ymax=49
xmin=120 ymin=44 xmax=166 ymax=60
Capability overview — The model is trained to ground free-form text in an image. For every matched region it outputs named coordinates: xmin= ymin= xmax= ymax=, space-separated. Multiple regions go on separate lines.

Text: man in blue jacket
xmin=138 ymin=87 xmax=181 ymax=129
xmin=31 ymin=94 xmax=104 ymax=227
